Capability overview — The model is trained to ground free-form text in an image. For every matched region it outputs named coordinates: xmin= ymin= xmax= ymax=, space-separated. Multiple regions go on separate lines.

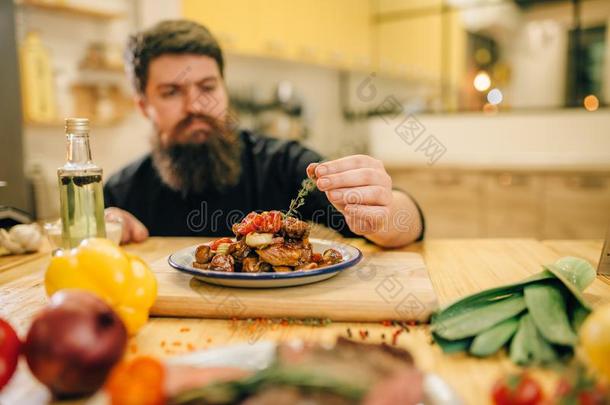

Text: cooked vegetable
xmin=431 ymin=257 xmax=596 ymax=366
xmin=245 ymin=232 xmax=274 ymax=248
xmin=322 ymin=248 xmax=343 ymax=265
xmin=234 ymin=211 xmax=282 ymax=236
xmin=0 ymin=318 xmax=21 ymax=390
xmin=24 ymin=290 xmax=127 ymax=397
xmin=470 ymin=317 xmax=519 ymax=357
xmin=45 ymin=238 xmax=157 ymax=335
xmin=524 ymin=283 xmax=577 ymax=346
xmin=198 ymin=210 xmax=342 ymax=274
xmin=209 ymin=237 xmax=233 ymax=252
xmin=491 ymin=373 xmax=544 ymax=405
xmin=215 ymin=243 xmax=231 ymax=255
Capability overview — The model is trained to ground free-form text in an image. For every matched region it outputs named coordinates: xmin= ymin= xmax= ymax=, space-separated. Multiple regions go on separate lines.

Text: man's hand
xmin=307 ymin=155 xmax=392 ymax=235
xmin=307 ymin=155 xmax=422 ymax=247
xmin=104 ymin=207 xmax=149 ymax=244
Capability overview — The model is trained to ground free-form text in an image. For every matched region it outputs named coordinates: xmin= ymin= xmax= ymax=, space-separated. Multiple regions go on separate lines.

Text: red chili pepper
xmin=392 ymin=329 xmax=403 ymax=345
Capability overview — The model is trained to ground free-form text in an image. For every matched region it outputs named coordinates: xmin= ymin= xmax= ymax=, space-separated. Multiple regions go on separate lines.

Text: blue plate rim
xmin=167 ymin=238 xmax=363 ymax=280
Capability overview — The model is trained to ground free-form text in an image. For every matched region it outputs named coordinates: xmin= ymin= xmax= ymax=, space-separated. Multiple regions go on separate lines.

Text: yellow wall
xmin=182 ymin=0 xmax=373 ymax=70
xmin=182 ymin=0 xmax=465 ymax=107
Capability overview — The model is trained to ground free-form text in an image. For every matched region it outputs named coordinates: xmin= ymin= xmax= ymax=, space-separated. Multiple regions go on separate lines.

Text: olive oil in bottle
xmin=58 ymin=118 xmax=106 ymax=248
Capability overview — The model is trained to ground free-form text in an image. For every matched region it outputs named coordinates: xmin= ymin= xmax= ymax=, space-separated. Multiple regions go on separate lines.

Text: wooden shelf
xmin=17 ymin=0 xmax=125 ymax=21
xmin=24 ymin=118 xmax=124 ymax=128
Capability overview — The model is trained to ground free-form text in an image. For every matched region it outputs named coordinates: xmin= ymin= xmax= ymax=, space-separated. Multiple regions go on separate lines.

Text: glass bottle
xmin=58 ymin=118 xmax=106 ymax=248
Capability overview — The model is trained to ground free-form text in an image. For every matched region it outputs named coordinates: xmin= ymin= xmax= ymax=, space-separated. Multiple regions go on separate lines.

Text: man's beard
xmin=151 ymin=113 xmax=242 ymax=196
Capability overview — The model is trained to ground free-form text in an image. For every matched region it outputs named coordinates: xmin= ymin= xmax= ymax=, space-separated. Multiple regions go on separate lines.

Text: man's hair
xmin=125 ymin=19 xmax=224 ymax=94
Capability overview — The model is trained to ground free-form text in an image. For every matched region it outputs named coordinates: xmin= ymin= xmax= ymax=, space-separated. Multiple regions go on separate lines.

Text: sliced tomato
xmin=209 ymin=237 xmax=234 ymax=251
xmin=259 ymin=211 xmax=282 ymax=234
xmin=0 ymin=318 xmax=21 ymax=390
xmin=312 ymin=253 xmax=323 ymax=263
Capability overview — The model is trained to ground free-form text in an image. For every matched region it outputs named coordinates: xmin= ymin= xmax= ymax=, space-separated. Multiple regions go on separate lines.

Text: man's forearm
xmin=364 ymin=190 xmax=423 ymax=248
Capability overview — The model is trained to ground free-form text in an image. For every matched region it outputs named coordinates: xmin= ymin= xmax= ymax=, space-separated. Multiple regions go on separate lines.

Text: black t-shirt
xmin=104 ymin=130 xmax=424 ymax=239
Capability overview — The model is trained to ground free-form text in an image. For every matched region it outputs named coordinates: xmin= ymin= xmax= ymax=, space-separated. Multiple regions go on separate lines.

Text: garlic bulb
xmin=0 ymin=224 xmax=43 ymax=255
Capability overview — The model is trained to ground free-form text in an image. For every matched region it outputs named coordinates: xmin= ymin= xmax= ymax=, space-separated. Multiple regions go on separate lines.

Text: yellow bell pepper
xmin=45 ymin=238 xmax=157 ymax=335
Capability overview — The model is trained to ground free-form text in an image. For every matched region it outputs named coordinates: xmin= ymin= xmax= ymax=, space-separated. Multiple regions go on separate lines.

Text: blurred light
xmin=483 ymin=103 xmax=498 ymax=115
xmin=584 ymin=95 xmax=599 ymax=112
xmin=475 ymin=48 xmax=492 ymax=65
xmin=487 ymin=88 xmax=503 ymax=105
xmin=473 ymin=71 xmax=491 ymax=92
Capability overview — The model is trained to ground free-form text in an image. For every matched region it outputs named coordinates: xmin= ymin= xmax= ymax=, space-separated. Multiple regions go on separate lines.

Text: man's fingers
xmin=129 ymin=218 xmax=149 ymax=243
xmin=123 ymin=211 xmax=148 ymax=243
xmin=306 ymin=162 xmax=320 ymax=179
xmin=105 ymin=207 xmax=149 ymax=244
xmin=316 ymin=168 xmax=391 ymax=191
xmin=314 ymin=155 xmax=383 ymax=177
xmin=327 ymin=186 xmax=393 ymax=207
xmin=343 ymin=204 xmax=389 ymax=235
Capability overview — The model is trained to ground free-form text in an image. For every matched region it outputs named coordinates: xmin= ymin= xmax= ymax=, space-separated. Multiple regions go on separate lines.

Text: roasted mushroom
xmin=194 ymin=245 xmax=212 ymax=264
xmin=209 ymin=254 xmax=235 ymax=272
xmin=322 ymin=248 xmax=343 ymax=265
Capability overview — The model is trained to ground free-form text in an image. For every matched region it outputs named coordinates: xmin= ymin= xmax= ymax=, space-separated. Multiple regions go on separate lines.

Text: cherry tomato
xmin=0 ymin=318 xmax=21 ymax=390
xmin=235 ymin=211 xmax=283 ymax=235
xmin=492 ymin=373 xmax=544 ymax=405
xmin=209 ymin=237 xmax=234 ymax=251
xmin=236 ymin=212 xmax=258 ymax=235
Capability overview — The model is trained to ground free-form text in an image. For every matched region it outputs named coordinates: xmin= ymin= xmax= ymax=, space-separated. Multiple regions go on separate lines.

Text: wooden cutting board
xmin=150 ymin=251 xmax=439 ymax=322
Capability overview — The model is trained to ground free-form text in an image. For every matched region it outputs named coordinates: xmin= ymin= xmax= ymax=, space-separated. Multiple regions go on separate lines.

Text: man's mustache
xmin=171 ymin=113 xmax=222 ymax=139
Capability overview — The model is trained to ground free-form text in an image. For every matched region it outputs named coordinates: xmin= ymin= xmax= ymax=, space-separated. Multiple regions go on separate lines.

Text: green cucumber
xmin=510 ymin=313 xmax=557 ymax=365
xmin=524 ymin=283 xmax=577 ymax=346
xmin=470 ymin=317 xmax=519 ymax=357
xmin=432 ymin=294 xmax=526 ymax=340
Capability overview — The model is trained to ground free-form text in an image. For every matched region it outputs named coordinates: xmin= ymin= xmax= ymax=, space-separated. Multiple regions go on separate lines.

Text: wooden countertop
xmin=1 ymin=236 xmax=609 ymax=405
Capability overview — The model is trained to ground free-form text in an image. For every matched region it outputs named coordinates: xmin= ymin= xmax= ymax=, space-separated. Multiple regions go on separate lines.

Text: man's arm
xmin=307 ymin=155 xmax=424 ymax=248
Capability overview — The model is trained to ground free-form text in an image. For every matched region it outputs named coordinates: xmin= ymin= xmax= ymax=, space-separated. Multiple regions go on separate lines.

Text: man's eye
xmin=199 ymin=84 xmax=216 ymax=92
xmin=161 ymin=88 xmax=179 ymax=97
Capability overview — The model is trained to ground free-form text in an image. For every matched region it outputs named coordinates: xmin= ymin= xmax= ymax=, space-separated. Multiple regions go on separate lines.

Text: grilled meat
xmin=281 ymin=216 xmax=310 ymax=239
xmin=256 ymin=241 xmax=312 ymax=267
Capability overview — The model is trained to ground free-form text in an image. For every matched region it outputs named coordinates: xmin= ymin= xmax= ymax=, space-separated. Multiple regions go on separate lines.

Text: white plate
xmin=168 ymin=238 xmax=363 ymax=288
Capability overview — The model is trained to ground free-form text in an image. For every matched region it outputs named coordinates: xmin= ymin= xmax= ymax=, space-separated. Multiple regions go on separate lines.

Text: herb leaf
xmin=285 ymin=177 xmax=317 ymax=218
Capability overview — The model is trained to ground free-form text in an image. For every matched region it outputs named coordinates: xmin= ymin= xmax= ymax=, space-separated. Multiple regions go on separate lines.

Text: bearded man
xmin=104 ymin=20 xmax=424 ymax=248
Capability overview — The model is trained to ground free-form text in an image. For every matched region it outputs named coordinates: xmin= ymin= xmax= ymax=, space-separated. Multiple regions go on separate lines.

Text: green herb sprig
xmin=284 ymin=177 xmax=317 ymax=218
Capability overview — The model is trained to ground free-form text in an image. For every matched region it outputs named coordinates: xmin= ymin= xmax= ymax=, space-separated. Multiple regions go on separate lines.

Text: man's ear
xmin=136 ymin=95 xmax=150 ymax=118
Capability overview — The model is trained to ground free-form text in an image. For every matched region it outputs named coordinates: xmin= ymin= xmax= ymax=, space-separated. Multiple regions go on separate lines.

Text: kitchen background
xmin=1 ymin=0 xmax=609 ymax=239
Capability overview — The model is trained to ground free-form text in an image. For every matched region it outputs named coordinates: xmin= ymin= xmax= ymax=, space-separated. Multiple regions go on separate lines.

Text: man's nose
xmin=184 ymin=85 xmax=205 ymax=114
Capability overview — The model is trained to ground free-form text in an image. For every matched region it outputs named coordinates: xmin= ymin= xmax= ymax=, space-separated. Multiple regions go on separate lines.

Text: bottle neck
xmin=65 ymin=133 xmax=92 ymax=165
